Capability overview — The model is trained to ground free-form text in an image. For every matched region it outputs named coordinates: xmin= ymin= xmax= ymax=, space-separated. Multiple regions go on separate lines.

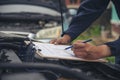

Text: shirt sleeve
xmin=105 ymin=37 xmax=120 ymax=56
xmin=62 ymin=0 xmax=110 ymax=41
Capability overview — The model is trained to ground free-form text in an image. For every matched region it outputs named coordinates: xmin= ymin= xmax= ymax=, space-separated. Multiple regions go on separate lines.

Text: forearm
xmin=62 ymin=0 xmax=110 ymax=41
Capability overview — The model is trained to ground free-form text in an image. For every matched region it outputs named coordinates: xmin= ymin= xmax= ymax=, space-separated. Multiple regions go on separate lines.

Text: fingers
xmin=54 ymin=38 xmax=64 ymax=45
xmin=50 ymin=34 xmax=71 ymax=45
xmin=49 ymin=38 xmax=57 ymax=44
xmin=73 ymin=50 xmax=88 ymax=58
xmin=49 ymin=38 xmax=60 ymax=44
xmin=73 ymin=40 xmax=86 ymax=48
xmin=73 ymin=48 xmax=95 ymax=60
xmin=49 ymin=38 xmax=69 ymax=45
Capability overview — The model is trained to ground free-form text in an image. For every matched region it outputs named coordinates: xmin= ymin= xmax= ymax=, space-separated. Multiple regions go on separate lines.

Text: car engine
xmin=0 ymin=33 xmax=120 ymax=80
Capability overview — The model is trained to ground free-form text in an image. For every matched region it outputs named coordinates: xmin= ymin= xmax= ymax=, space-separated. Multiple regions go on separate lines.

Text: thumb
xmin=73 ymin=42 xmax=86 ymax=48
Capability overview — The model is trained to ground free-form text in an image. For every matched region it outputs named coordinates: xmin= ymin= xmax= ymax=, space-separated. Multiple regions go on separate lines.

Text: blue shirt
xmin=62 ymin=0 xmax=120 ymax=64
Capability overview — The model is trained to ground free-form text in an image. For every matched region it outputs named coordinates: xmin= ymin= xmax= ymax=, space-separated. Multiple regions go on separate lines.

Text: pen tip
xmin=64 ymin=48 xmax=67 ymax=50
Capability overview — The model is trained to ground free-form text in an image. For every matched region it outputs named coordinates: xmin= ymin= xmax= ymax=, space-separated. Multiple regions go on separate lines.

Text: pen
xmin=64 ymin=39 xmax=92 ymax=50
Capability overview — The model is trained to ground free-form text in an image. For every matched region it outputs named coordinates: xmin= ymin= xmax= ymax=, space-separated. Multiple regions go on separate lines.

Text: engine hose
xmin=0 ymin=63 xmax=92 ymax=80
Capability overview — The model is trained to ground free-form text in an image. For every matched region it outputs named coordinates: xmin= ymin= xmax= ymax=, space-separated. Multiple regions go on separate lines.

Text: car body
xmin=0 ymin=0 xmax=67 ymax=41
xmin=0 ymin=0 xmax=120 ymax=80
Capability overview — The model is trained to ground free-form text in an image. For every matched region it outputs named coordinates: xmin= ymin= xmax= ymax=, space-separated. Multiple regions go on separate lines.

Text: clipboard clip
xmin=38 ymin=49 xmax=42 ymax=51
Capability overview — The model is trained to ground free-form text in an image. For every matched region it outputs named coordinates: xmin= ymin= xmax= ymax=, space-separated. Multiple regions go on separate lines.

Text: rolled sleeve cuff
xmin=105 ymin=37 xmax=120 ymax=56
xmin=105 ymin=42 xmax=117 ymax=56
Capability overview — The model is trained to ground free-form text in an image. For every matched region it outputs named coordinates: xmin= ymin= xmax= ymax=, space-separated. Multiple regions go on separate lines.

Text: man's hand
xmin=72 ymin=40 xmax=111 ymax=60
xmin=50 ymin=34 xmax=71 ymax=45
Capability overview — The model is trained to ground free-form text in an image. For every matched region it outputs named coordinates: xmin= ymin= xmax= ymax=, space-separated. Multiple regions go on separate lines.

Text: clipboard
xmin=33 ymin=42 xmax=108 ymax=63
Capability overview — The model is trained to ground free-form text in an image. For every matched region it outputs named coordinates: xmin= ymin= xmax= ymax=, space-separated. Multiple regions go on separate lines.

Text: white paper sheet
xmin=34 ymin=42 xmax=75 ymax=57
xmin=33 ymin=42 xmax=107 ymax=62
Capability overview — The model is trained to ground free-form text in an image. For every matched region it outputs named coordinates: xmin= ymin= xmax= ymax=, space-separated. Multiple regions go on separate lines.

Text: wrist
xmin=63 ymin=34 xmax=71 ymax=42
xmin=97 ymin=45 xmax=111 ymax=57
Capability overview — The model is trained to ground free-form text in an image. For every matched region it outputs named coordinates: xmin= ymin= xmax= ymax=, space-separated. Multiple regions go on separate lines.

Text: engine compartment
xmin=0 ymin=33 xmax=120 ymax=80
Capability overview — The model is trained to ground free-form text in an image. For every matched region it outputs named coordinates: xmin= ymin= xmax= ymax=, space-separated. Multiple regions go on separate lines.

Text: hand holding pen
xmin=71 ymin=39 xmax=111 ymax=60
xmin=65 ymin=39 xmax=92 ymax=50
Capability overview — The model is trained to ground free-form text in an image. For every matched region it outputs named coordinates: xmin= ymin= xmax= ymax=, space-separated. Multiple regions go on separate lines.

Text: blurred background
xmin=0 ymin=0 xmax=120 ymax=62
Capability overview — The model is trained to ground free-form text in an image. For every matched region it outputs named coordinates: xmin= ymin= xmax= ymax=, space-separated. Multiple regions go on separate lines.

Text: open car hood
xmin=0 ymin=0 xmax=67 ymax=12
xmin=0 ymin=0 xmax=67 ymax=38
xmin=0 ymin=0 xmax=67 ymax=22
